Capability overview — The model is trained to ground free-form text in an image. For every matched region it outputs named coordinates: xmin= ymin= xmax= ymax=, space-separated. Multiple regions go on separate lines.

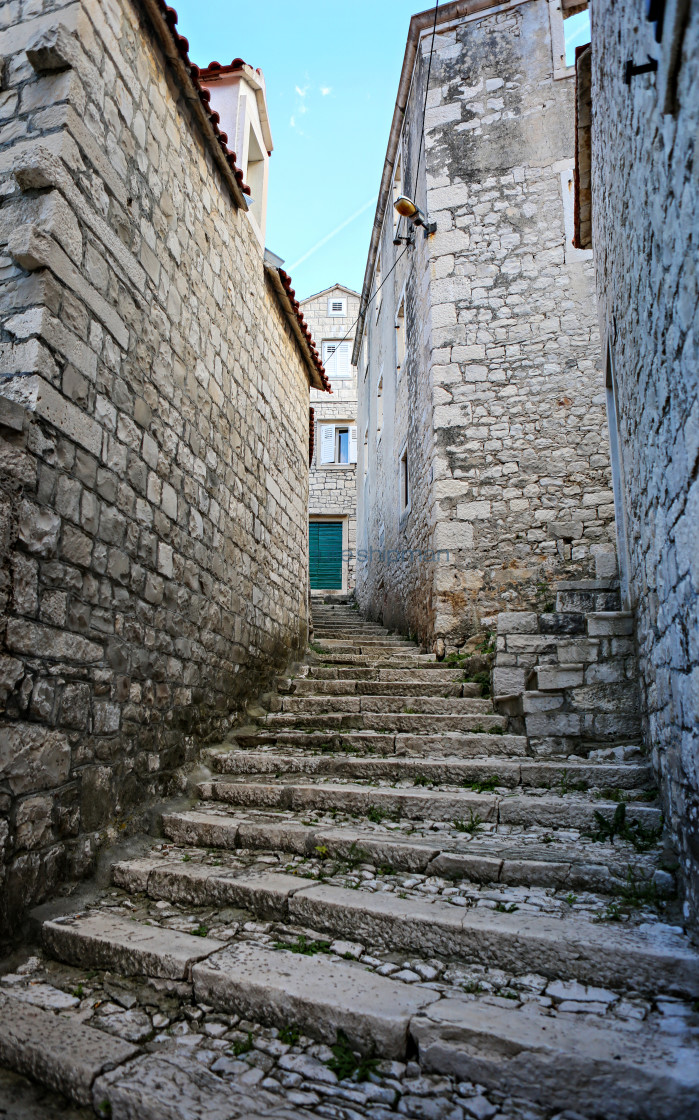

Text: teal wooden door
xmin=309 ymin=522 xmax=343 ymax=589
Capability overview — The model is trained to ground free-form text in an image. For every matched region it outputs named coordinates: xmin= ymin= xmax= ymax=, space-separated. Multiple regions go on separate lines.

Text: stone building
xmin=583 ymin=1 xmax=699 ymax=923
xmin=302 ymin=284 xmax=360 ymax=595
xmin=353 ymin=0 xmax=615 ymax=648
xmin=0 ymin=0 xmax=327 ymax=933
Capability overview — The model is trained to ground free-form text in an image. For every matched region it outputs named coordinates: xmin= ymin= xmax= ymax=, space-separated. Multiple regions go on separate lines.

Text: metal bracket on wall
xmin=624 ymin=55 xmax=658 ymax=84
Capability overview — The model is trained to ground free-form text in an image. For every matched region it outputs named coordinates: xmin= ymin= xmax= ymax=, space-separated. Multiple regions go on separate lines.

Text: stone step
xmin=108 ymin=863 xmax=699 ymax=995
xmin=586 ymin=611 xmax=635 ymax=637
xmin=162 ymin=809 xmax=659 ymax=891
xmin=291 ymin=678 xmax=476 ymax=696
xmin=413 ymin=999 xmax=697 ymax=1120
xmin=0 ymin=990 xmax=139 ymax=1107
xmin=204 ymin=750 xmax=654 ymax=790
xmin=316 ymin=637 xmax=417 ymax=647
xmin=305 ymin=666 xmax=466 ymax=682
xmin=193 ymin=941 xmax=433 ymax=1058
xmin=262 ymin=712 xmax=508 ymax=733
xmin=276 ymin=695 xmax=494 ymax=715
xmin=41 ymin=911 xmax=223 ymax=979
xmin=310 ymin=655 xmax=443 ymax=667
xmin=232 ymin=730 xmax=529 ymax=758
xmin=197 ymin=778 xmax=663 ymax=831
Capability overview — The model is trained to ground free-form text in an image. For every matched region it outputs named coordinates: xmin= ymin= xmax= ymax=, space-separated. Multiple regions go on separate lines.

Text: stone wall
xmin=356 ymin=0 xmax=615 ymax=648
xmin=591 ymin=2 xmax=699 ymax=925
xmin=0 ymin=0 xmax=313 ymax=933
xmin=303 ymin=286 xmax=359 ymax=592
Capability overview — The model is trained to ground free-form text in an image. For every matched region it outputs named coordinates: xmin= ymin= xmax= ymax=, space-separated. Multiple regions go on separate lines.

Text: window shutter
xmin=336 ymin=342 xmax=350 ymax=377
xmin=349 ymin=425 xmax=358 ymax=463
xmin=320 ymin=424 xmax=335 ymax=464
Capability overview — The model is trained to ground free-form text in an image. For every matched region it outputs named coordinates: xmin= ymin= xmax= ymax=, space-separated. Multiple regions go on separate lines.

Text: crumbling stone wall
xmin=0 ymin=0 xmax=312 ymax=932
xmin=591 ymin=3 xmax=699 ymax=925
xmin=356 ymin=0 xmax=615 ymax=648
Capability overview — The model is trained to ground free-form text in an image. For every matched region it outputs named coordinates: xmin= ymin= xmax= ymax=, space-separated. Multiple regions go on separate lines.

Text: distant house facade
xmin=353 ymin=0 xmax=613 ymax=647
xmin=302 ymin=285 xmax=360 ymax=595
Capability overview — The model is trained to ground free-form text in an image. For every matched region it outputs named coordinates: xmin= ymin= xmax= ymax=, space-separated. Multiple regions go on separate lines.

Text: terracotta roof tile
xmin=155 ymin=2 xmax=251 ymax=195
xmin=278 ymin=268 xmax=331 ymax=392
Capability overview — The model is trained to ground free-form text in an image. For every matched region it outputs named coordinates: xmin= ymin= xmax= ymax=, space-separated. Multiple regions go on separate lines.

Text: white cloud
xmin=320 ymin=86 xmax=332 ymax=96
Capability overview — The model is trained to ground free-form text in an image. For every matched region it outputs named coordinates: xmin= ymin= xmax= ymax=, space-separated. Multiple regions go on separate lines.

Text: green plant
xmin=587 ymin=803 xmax=662 ymax=851
xmin=181 ymin=853 xmax=192 ymax=862
xmin=314 ymin=845 xmax=329 ymax=860
xmin=477 ymin=629 xmax=495 ymax=656
xmin=273 ymin=934 xmax=331 ymax=956
xmin=327 ymin=1030 xmax=378 ymax=1082
xmin=495 ymin=901 xmax=518 ymax=913
xmin=563 ymin=892 xmax=577 ymax=906
xmin=413 ymin=774 xmax=433 ymax=787
xmin=559 ymin=769 xmax=588 ymax=795
xmin=72 ymin=983 xmax=85 ymax=998
xmin=462 ymin=979 xmax=484 ymax=994
xmin=453 ymin=811 xmax=483 ymax=834
xmin=594 ymin=900 xmax=624 ymax=923
xmin=232 ymin=1031 xmax=254 ymax=1056
xmin=191 ymin=923 xmax=209 ymax=937
xmin=97 ymin=1102 xmax=112 ymax=1118
xmin=367 ymin=804 xmax=400 ymax=824
xmin=595 ymin=786 xmax=628 ymax=803
xmin=468 ymin=724 xmax=487 ymax=735
xmin=466 ymin=775 xmax=499 ymax=793
xmin=278 ymin=1023 xmax=300 ymax=1045
xmin=616 ymin=866 xmax=660 ymax=909
xmin=495 ymin=988 xmax=519 ymax=1000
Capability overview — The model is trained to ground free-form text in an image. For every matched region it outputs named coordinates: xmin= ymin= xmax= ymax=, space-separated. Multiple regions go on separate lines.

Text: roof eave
xmin=265 ymin=265 xmax=331 ymax=393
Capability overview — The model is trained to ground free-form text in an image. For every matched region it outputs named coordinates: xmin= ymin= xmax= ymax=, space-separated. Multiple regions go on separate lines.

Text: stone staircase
xmin=1 ymin=601 xmax=698 ymax=1118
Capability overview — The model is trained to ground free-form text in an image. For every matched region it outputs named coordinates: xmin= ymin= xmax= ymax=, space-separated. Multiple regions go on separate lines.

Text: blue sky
xmin=174 ymin=2 xmax=590 ymax=300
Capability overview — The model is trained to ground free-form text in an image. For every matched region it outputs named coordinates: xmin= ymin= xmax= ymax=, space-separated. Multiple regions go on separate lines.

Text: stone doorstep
xmin=0 ymin=991 xmax=139 ymax=1107
xmin=290 ymin=679 xmax=471 ymax=696
xmin=204 ymin=750 xmax=654 ymax=790
xmin=160 ymin=811 xmax=653 ymax=891
xmin=412 ymin=999 xmax=698 ymax=1120
xmin=193 ymin=941 xmax=434 ymax=1059
xmin=196 ymin=779 xmax=662 ymax=832
xmin=45 ymin=888 xmax=699 ymax=997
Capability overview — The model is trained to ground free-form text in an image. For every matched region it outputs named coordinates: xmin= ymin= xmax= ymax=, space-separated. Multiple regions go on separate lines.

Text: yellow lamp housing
xmin=394 ymin=195 xmax=420 ymax=218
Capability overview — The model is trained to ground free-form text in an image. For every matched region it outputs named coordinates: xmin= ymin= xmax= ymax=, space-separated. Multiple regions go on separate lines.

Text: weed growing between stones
xmin=464 ymin=670 xmax=491 ymax=697
xmin=191 ymin=923 xmax=209 ymax=937
xmin=495 ymin=902 xmax=519 ymax=913
xmin=587 ymin=803 xmax=662 ymax=851
xmin=327 ymin=1030 xmax=378 ymax=1082
xmin=366 ymin=805 xmax=401 ymax=824
xmin=231 ymin=1031 xmax=254 ymax=1056
xmin=559 ymin=769 xmax=588 ymax=795
xmin=413 ymin=774 xmax=434 ymax=787
xmin=273 ymin=934 xmax=331 ymax=955
xmin=278 ymin=1023 xmax=300 ymax=1045
xmin=465 ymin=775 xmax=499 ymax=793
xmin=453 ymin=811 xmax=483 ymax=834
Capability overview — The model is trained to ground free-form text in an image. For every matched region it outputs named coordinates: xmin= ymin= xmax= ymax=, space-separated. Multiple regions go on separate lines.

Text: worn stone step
xmin=263 ymin=712 xmax=508 ymax=733
xmin=108 ymin=863 xmax=699 ymax=995
xmin=290 ymin=678 xmax=473 ymax=697
xmin=161 ymin=810 xmax=658 ymax=891
xmin=412 ymin=998 xmax=697 ymax=1120
xmin=277 ymin=695 xmax=494 ymax=715
xmin=204 ymin=750 xmax=654 ymax=790
xmin=233 ymin=730 xmax=529 ymax=758
xmin=306 ymin=666 xmax=466 ymax=682
xmin=586 ymin=611 xmax=635 ymax=637
xmin=193 ymin=941 xmax=433 ymax=1058
xmin=197 ymin=778 xmax=663 ymax=832
xmin=41 ymin=912 xmax=223 ymax=978
xmin=0 ymin=991 xmax=139 ymax=1107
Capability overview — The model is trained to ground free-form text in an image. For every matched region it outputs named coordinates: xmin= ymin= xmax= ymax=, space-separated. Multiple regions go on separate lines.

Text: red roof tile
xmin=278 ymin=269 xmax=332 ymax=392
xmin=155 ymin=2 xmax=251 ymax=195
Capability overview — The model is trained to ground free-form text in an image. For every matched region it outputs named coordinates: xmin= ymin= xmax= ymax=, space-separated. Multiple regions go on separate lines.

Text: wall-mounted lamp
xmin=393 ymin=195 xmax=436 ymax=235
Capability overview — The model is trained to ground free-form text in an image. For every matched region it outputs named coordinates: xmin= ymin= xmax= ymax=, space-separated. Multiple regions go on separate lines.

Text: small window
xmin=395 ymin=295 xmax=406 ymax=378
xmin=374 ymin=253 xmax=382 ymax=320
xmin=328 ymin=296 xmax=346 ymax=317
xmin=320 ymin=423 xmax=357 ymax=464
xmin=399 ymin=443 xmax=410 ymax=513
xmin=377 ymin=371 xmax=384 ymax=440
xmin=336 ymin=427 xmax=349 ymax=464
xmin=322 ymin=340 xmax=351 ymax=378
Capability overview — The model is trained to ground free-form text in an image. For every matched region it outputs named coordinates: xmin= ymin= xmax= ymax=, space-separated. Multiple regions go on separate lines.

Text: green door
xmin=309 ymin=522 xmax=343 ymax=590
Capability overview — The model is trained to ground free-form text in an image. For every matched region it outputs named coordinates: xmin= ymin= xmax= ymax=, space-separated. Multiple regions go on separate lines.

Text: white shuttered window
xmin=322 ymin=341 xmax=351 ymax=378
xmin=319 ymin=423 xmax=358 ymax=464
